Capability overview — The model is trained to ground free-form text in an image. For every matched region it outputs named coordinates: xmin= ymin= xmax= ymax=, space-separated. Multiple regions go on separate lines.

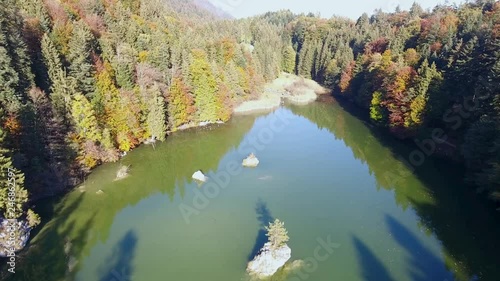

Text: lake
xmin=8 ymin=100 xmax=500 ymax=281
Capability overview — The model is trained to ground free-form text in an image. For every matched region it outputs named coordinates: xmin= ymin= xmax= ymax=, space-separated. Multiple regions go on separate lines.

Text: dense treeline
xmin=262 ymin=1 xmax=499 ymax=203
xmin=0 ymin=0 xmax=286 ymax=219
xmin=0 ymin=0 xmax=499 ymax=222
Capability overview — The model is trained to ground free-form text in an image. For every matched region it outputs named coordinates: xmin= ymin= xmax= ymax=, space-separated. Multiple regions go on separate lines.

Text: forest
xmin=0 ymin=0 xmax=498 ymax=224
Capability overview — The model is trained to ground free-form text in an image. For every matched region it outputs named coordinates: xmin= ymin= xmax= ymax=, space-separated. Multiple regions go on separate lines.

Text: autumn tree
xmin=71 ymin=93 xmax=102 ymax=142
xmin=189 ymin=49 xmax=219 ymax=122
xmin=167 ymin=76 xmax=195 ymax=129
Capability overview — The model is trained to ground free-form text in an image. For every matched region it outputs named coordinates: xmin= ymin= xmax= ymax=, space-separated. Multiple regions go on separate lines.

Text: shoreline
xmin=30 ymin=74 xmax=329 ymax=203
xmin=28 ymin=74 xmax=330 ymax=206
xmin=234 ymin=73 xmax=330 ymax=114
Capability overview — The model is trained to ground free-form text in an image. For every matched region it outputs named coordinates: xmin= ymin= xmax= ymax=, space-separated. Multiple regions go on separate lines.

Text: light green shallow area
xmin=10 ymin=102 xmax=500 ymax=281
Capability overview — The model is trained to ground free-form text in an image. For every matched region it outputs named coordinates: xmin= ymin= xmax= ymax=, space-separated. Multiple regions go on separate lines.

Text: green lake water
xmin=8 ymin=101 xmax=500 ymax=281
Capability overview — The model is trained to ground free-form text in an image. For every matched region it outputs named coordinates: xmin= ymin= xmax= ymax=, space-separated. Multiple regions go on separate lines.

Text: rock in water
xmin=192 ymin=170 xmax=207 ymax=182
xmin=0 ymin=219 xmax=32 ymax=257
xmin=247 ymin=242 xmax=291 ymax=278
xmin=116 ymin=165 xmax=130 ymax=180
xmin=243 ymin=153 xmax=260 ymax=168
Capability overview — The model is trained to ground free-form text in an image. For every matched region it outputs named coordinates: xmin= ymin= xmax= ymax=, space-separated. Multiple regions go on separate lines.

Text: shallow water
xmin=9 ymin=101 xmax=500 ymax=281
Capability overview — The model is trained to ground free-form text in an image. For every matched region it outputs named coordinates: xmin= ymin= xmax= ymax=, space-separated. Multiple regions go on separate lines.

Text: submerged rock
xmin=96 ymin=190 xmax=104 ymax=195
xmin=0 ymin=219 xmax=32 ymax=257
xmin=247 ymin=242 xmax=291 ymax=278
xmin=243 ymin=153 xmax=260 ymax=168
xmin=144 ymin=136 xmax=157 ymax=145
xmin=116 ymin=165 xmax=130 ymax=180
xmin=192 ymin=170 xmax=207 ymax=182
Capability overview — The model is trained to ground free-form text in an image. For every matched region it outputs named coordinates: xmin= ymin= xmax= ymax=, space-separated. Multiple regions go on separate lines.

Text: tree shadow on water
xmin=98 ymin=230 xmax=138 ymax=281
xmin=385 ymin=215 xmax=453 ymax=281
xmin=0 ymin=193 xmax=89 ymax=281
xmin=247 ymin=199 xmax=274 ymax=262
xmin=352 ymin=235 xmax=395 ymax=281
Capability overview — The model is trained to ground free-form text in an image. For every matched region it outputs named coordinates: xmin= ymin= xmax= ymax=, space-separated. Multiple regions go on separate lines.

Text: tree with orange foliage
xmin=168 ymin=76 xmax=195 ymax=129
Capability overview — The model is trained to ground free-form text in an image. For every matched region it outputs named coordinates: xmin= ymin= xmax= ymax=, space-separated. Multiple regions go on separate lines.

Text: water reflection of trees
xmin=5 ymin=114 xmax=259 ymax=280
xmin=289 ymin=101 xmax=500 ymax=281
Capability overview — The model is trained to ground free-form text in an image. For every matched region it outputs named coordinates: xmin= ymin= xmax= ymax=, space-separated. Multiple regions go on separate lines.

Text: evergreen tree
xmin=146 ymin=87 xmax=167 ymax=141
xmin=0 ymin=119 xmax=29 ymax=219
xmin=265 ymin=219 xmax=290 ymax=249
xmin=67 ymin=21 xmax=96 ymax=96
xmin=282 ymin=45 xmax=296 ymax=74
xmin=41 ymin=33 xmax=75 ymax=116
xmin=298 ymin=41 xmax=314 ymax=78
xmin=189 ymin=49 xmax=219 ymax=122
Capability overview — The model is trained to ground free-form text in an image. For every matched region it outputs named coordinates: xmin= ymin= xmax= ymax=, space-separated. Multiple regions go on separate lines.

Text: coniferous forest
xmin=0 ymin=0 xmax=499 ymax=225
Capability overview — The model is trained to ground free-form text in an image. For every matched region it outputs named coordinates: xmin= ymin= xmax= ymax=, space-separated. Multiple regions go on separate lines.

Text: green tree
xmin=41 ymin=33 xmax=75 ymax=116
xmin=71 ymin=93 xmax=102 ymax=142
xmin=370 ymin=91 xmax=385 ymax=123
xmin=298 ymin=41 xmax=314 ymax=78
xmin=282 ymin=45 xmax=296 ymax=73
xmin=189 ymin=49 xmax=219 ymax=122
xmin=114 ymin=43 xmax=136 ymax=90
xmin=168 ymin=77 xmax=195 ymax=129
xmin=265 ymin=219 xmax=290 ymax=249
xmin=26 ymin=209 xmax=41 ymax=228
xmin=67 ymin=21 xmax=97 ymax=95
xmin=324 ymin=59 xmax=341 ymax=88
xmin=0 ymin=125 xmax=29 ymax=219
xmin=146 ymin=87 xmax=167 ymax=141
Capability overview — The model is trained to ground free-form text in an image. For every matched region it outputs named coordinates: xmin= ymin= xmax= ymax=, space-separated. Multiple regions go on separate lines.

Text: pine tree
xmin=298 ymin=42 xmax=314 ymax=78
xmin=409 ymin=59 xmax=443 ymax=127
xmin=41 ymin=33 xmax=75 ymax=116
xmin=114 ymin=43 xmax=136 ymax=90
xmin=146 ymin=87 xmax=167 ymax=141
xmin=324 ymin=59 xmax=340 ymax=88
xmin=265 ymin=219 xmax=289 ymax=249
xmin=282 ymin=45 xmax=296 ymax=74
xmin=0 ymin=33 xmax=21 ymax=112
xmin=16 ymin=0 xmax=52 ymax=32
xmin=0 ymin=121 xmax=29 ymax=219
xmin=0 ymin=1 xmax=34 ymax=96
xmin=0 ymin=2 xmax=34 ymax=112
xmin=28 ymin=87 xmax=71 ymax=193
xmin=67 ymin=21 xmax=96 ymax=96
xmin=189 ymin=49 xmax=219 ymax=122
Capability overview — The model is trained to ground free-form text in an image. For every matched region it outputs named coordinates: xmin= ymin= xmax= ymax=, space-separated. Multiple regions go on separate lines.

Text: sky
xmin=208 ymin=0 xmax=457 ymax=20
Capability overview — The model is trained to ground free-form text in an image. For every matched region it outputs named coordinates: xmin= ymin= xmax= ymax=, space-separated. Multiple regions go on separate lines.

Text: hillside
xmin=0 ymin=0 xmax=498 ymax=229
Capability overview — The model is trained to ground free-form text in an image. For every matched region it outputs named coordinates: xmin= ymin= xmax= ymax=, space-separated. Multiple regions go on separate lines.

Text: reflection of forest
xmin=288 ymin=101 xmax=500 ymax=281
xmin=7 ymin=114 xmax=258 ymax=280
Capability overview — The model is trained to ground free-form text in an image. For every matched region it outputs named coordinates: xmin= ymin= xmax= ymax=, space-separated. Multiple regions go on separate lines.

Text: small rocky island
xmin=192 ymin=170 xmax=207 ymax=182
xmin=0 ymin=211 xmax=41 ymax=257
xmin=247 ymin=219 xmax=291 ymax=278
xmin=243 ymin=153 xmax=260 ymax=168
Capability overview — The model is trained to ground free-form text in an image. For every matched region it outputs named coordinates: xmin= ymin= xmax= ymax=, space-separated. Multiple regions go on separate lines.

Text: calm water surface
xmin=9 ymin=101 xmax=500 ymax=281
